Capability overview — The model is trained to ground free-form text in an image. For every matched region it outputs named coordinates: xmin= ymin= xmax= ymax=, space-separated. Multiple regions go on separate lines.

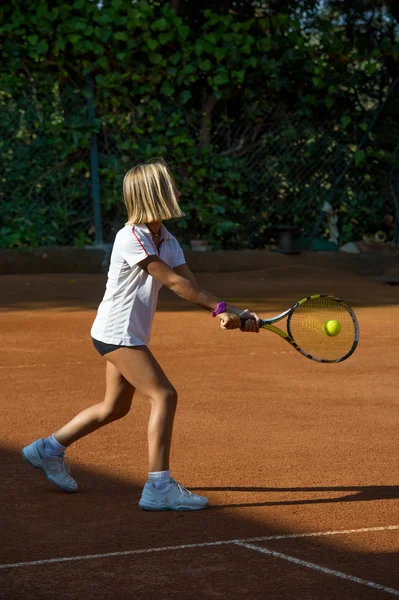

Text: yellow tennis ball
xmin=323 ymin=320 xmax=341 ymax=337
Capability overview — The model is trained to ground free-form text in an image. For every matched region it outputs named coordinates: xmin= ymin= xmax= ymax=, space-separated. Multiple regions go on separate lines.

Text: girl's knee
xmin=152 ymin=387 xmax=178 ymax=407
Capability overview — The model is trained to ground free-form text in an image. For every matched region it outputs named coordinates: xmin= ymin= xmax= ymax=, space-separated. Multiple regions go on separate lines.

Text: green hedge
xmin=1 ymin=1 xmax=399 ymax=248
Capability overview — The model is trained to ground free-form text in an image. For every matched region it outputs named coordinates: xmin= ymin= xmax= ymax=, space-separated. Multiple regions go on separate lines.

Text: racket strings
xmin=288 ymin=297 xmax=357 ymax=361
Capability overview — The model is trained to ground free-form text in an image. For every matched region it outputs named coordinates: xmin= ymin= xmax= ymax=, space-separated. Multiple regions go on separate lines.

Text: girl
xmin=22 ymin=159 xmax=260 ymax=511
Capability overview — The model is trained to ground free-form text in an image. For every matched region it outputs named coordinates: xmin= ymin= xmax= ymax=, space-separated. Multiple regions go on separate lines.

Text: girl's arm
xmin=173 ymin=263 xmax=255 ymax=321
xmin=139 ymin=256 xmax=259 ymax=331
xmin=173 ymin=263 xmax=198 ymax=286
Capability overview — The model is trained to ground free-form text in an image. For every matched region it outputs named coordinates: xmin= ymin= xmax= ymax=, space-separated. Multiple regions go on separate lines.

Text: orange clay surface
xmin=0 ymin=262 xmax=398 ymax=599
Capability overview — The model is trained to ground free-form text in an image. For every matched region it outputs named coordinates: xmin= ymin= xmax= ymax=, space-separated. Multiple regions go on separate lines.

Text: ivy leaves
xmin=2 ymin=1 xmax=399 ymax=248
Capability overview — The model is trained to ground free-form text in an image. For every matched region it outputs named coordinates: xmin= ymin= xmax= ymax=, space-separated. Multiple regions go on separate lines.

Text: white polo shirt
xmin=91 ymin=223 xmax=186 ymax=346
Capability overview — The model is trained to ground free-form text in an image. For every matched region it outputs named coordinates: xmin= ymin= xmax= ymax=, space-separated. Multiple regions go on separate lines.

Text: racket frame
xmin=256 ymin=294 xmax=359 ymax=363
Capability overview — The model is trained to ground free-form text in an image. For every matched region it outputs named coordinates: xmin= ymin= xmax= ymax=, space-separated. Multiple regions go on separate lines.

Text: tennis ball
xmin=323 ymin=320 xmax=341 ymax=337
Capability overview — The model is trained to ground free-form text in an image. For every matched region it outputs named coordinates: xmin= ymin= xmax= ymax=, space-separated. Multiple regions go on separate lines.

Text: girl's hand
xmin=218 ymin=312 xmax=241 ymax=330
xmin=239 ymin=310 xmax=261 ymax=333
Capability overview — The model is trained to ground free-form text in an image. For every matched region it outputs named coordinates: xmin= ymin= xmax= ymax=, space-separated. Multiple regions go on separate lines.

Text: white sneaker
xmin=139 ymin=478 xmax=208 ymax=511
xmin=22 ymin=438 xmax=78 ymax=493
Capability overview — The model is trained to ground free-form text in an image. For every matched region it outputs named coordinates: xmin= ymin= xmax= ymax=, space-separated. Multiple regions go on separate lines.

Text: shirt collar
xmin=134 ymin=223 xmax=172 ymax=240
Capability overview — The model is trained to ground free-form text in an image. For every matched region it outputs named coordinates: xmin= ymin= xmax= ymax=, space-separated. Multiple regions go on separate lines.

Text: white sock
xmin=149 ymin=470 xmax=171 ymax=490
xmin=43 ymin=434 xmax=66 ymax=457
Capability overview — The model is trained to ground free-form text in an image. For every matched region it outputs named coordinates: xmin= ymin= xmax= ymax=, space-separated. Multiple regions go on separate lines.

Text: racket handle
xmin=240 ymin=317 xmax=260 ymax=327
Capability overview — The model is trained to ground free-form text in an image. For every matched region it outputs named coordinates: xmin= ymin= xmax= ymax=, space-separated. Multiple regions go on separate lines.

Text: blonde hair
xmin=123 ymin=158 xmax=184 ymax=224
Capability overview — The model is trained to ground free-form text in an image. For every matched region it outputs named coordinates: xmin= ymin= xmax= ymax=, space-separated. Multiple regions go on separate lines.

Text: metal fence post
xmin=85 ymin=72 xmax=103 ymax=245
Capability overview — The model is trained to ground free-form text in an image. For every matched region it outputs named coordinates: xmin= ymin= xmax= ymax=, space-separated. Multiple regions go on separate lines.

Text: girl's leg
xmin=22 ymin=361 xmax=134 ymax=493
xmin=105 ymin=346 xmax=208 ymax=510
xmin=105 ymin=346 xmax=177 ymax=473
xmin=54 ymin=361 xmax=135 ymax=447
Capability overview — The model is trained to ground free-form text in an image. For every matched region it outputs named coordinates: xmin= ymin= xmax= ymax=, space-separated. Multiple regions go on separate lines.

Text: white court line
xmin=235 ymin=541 xmax=399 ymax=596
xmin=0 ymin=525 xmax=398 ymax=571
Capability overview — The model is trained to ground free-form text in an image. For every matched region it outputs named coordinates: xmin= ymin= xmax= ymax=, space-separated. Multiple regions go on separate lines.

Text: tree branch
xmin=170 ymin=0 xmax=180 ymax=14
xmin=199 ymin=93 xmax=218 ymax=148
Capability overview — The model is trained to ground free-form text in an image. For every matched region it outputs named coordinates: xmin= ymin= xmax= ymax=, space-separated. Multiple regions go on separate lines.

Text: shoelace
xmin=53 ymin=455 xmax=74 ymax=480
xmin=173 ymin=480 xmax=192 ymax=497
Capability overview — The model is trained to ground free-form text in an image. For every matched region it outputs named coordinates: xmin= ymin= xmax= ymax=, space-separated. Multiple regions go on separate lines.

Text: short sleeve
xmin=170 ymin=237 xmax=186 ymax=269
xmin=119 ymin=226 xmax=157 ymax=268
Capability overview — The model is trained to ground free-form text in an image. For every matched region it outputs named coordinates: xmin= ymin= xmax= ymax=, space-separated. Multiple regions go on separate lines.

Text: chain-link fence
xmin=0 ymin=80 xmax=95 ymax=247
xmin=209 ymin=100 xmax=399 ymax=250
xmin=2 ymin=75 xmax=399 ymax=250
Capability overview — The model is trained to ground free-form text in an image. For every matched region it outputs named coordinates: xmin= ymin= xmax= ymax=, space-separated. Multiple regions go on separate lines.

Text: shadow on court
xmin=1 ymin=444 xmax=398 ymax=599
xmin=0 ymin=268 xmax=399 ymax=313
xmin=193 ymin=485 xmax=399 ymax=509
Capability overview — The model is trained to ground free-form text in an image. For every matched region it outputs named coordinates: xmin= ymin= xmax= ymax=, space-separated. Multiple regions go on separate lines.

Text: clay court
xmin=1 ymin=258 xmax=398 ymax=599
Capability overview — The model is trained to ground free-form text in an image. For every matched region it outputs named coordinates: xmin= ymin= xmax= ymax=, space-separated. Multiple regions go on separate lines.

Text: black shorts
xmin=92 ymin=338 xmax=126 ymax=356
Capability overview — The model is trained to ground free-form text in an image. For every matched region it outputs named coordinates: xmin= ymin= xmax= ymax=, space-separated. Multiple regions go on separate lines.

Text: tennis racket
xmin=241 ymin=295 xmax=359 ymax=363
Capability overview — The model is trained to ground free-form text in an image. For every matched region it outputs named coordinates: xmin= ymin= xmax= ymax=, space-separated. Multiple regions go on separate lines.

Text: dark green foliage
xmin=1 ymin=0 xmax=399 ymax=248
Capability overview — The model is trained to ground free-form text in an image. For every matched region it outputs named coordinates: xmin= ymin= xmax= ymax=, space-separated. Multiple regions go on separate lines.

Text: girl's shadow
xmin=190 ymin=485 xmax=399 ymax=509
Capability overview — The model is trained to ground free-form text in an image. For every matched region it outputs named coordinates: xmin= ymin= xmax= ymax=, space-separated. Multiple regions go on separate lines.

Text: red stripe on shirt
xmin=132 ymin=226 xmax=149 ymax=256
